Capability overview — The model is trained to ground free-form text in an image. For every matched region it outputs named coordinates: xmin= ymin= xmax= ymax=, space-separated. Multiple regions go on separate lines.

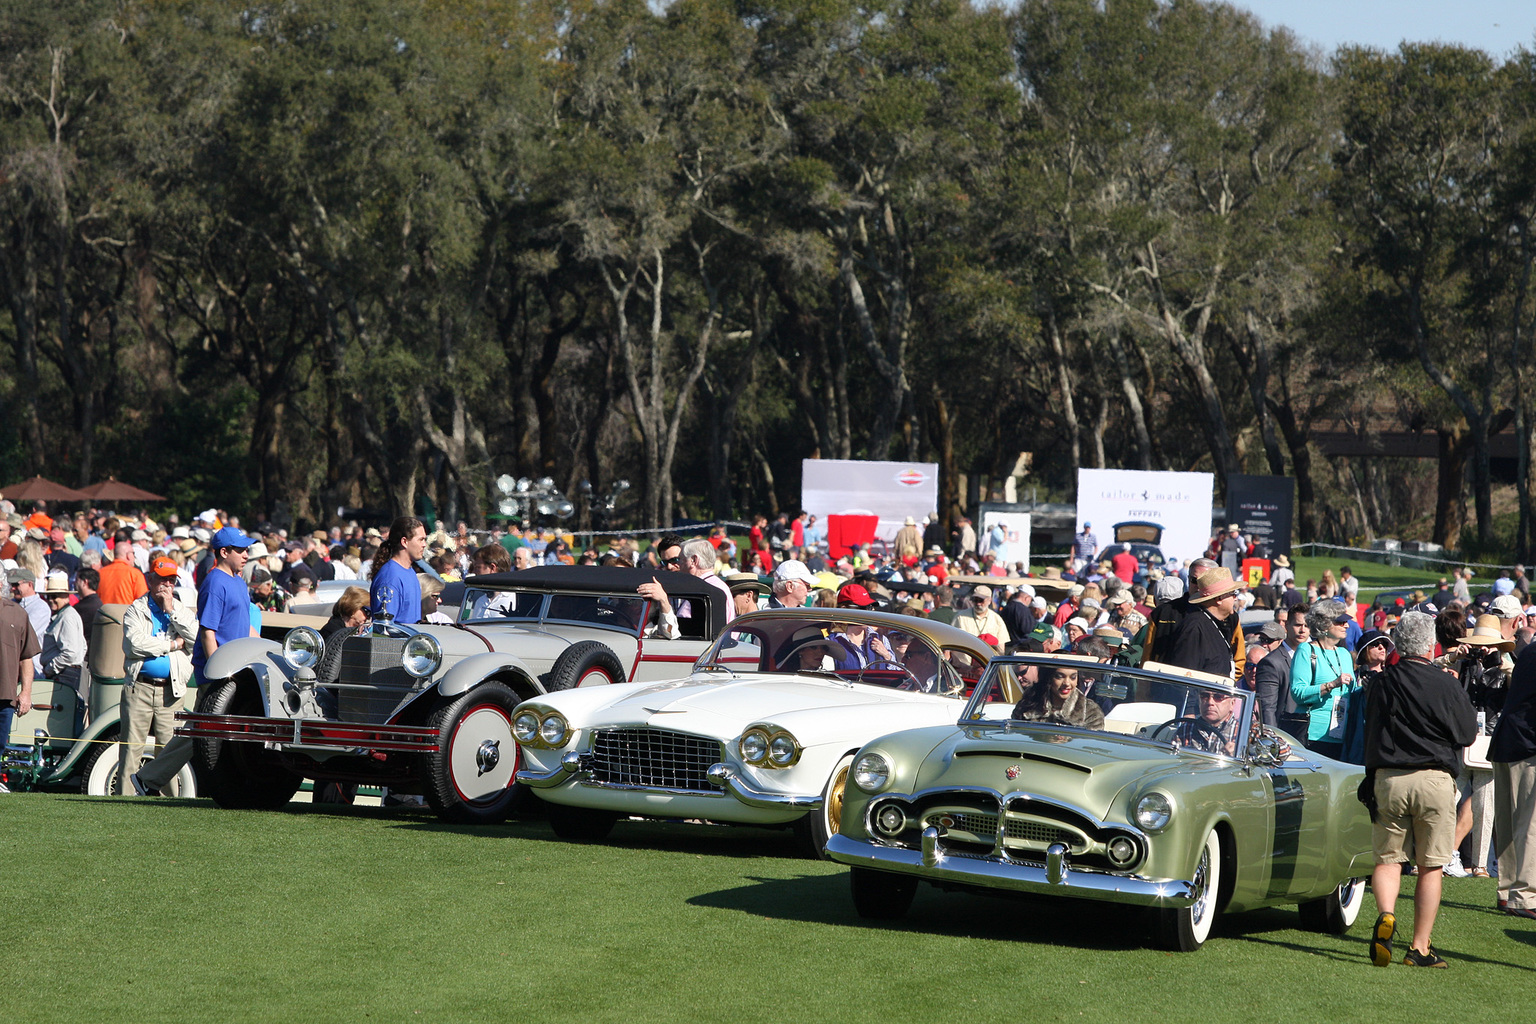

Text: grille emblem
xmin=1005 ymin=765 xmax=1021 ymax=780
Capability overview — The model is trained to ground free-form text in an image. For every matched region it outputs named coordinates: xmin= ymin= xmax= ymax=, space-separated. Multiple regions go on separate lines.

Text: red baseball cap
xmin=837 ymin=583 xmax=875 ymax=608
xmin=149 ymin=556 xmax=179 ymax=578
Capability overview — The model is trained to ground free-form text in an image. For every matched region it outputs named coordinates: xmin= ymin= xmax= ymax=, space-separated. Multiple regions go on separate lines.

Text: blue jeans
xmin=1 ymin=702 xmax=16 ymax=749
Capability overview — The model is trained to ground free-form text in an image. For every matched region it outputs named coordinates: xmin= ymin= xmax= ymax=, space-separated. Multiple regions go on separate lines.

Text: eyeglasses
xmin=661 ymin=556 xmax=681 ymax=566
xmin=1198 ymin=692 xmax=1236 ymax=703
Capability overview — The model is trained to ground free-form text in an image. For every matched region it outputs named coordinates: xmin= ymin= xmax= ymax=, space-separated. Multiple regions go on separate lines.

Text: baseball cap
xmin=773 ymin=560 xmax=817 ymax=585
xmin=837 ymin=583 xmax=875 ymax=607
xmin=1492 ymin=577 xmax=1515 ymax=596
xmin=972 ymin=584 xmax=992 ymax=599
xmin=8 ymin=567 xmax=35 ymax=585
xmin=211 ymin=526 xmax=255 ymax=550
xmin=131 ymin=529 xmax=149 ymax=541
xmin=1254 ymin=620 xmax=1286 ymax=642
xmin=1490 ymin=594 xmax=1523 ymax=619
xmin=1028 ymin=623 xmax=1056 ymax=644
xmin=148 ymin=556 xmax=179 ymax=578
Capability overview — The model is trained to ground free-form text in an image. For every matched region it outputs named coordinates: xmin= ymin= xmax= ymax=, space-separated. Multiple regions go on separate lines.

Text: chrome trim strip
xmin=826 ymin=833 xmax=1195 ymax=907
xmin=706 ymin=763 xmax=823 ymax=810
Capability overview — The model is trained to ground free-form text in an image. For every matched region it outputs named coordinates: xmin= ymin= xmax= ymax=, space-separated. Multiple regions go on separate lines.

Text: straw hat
xmin=1189 ymin=566 xmax=1243 ymax=604
xmin=1463 ymin=614 xmax=1514 ymax=653
xmin=42 ymin=571 xmax=72 ymax=596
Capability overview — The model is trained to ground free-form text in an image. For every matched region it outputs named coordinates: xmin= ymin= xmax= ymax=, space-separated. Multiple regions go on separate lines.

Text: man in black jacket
xmin=1491 ymin=642 xmax=1536 ymax=919
xmin=1167 ymin=567 xmax=1243 ymax=679
xmin=1255 ymin=604 xmax=1309 ymax=729
xmin=1364 ymin=611 xmax=1479 ymax=968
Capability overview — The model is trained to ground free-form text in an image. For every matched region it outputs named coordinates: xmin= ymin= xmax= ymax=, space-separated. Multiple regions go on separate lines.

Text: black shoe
xmin=1403 ymin=947 xmax=1448 ymax=968
xmin=1506 ymin=906 xmax=1536 ymax=921
xmin=1370 ymin=912 xmax=1395 ymax=967
xmin=129 ymin=773 xmax=161 ymax=797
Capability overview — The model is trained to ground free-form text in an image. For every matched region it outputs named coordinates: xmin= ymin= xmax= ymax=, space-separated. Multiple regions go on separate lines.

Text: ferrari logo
xmin=1005 ymin=765 xmax=1021 ymax=780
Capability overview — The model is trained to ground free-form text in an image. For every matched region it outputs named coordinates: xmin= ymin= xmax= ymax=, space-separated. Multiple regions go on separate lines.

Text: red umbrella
xmin=77 ymin=477 xmax=167 ymax=502
xmin=0 ymin=475 xmax=91 ymax=502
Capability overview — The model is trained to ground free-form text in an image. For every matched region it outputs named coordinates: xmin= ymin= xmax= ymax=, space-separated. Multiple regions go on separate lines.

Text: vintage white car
xmin=175 ymin=566 xmax=727 ymax=822
xmin=515 ymin=608 xmax=996 ymax=856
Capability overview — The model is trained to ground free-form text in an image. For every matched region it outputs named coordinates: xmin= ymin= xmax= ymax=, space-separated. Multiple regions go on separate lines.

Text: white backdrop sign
xmin=801 ymin=459 xmax=939 ymax=542
xmin=1075 ymin=469 xmax=1215 ymax=566
xmin=980 ymin=511 xmax=1031 ymax=570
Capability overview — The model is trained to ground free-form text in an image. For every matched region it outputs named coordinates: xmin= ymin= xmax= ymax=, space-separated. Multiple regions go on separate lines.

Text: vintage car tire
xmin=81 ymin=738 xmax=198 ymax=798
xmin=795 ymin=754 xmax=856 ymax=859
xmin=1298 ymin=876 xmax=1366 ymax=934
xmin=849 ymin=866 xmax=918 ymax=920
xmin=420 ymin=682 xmax=526 ymax=824
xmin=545 ymin=641 xmax=626 ymax=691
xmin=1156 ymin=828 xmax=1222 ymax=952
xmin=544 ymin=800 xmax=619 ymax=842
xmin=195 ymin=680 xmax=304 ymax=810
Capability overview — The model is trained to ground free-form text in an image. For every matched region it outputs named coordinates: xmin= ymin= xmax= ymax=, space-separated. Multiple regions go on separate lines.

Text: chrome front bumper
xmin=705 ymin=763 xmax=822 ymax=810
xmin=825 ymin=830 xmax=1196 ymax=907
xmin=517 ymin=751 xmax=585 ymax=788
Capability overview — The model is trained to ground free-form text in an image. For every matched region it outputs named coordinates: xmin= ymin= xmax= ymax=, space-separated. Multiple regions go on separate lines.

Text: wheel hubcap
xmin=476 ymin=739 xmax=501 ymax=776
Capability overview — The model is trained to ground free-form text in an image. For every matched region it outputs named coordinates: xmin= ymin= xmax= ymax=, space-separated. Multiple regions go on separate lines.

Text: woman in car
xmin=1011 ymin=665 xmax=1105 ymax=729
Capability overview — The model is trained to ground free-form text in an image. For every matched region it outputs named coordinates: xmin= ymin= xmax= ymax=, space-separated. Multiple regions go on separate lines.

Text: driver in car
xmin=1011 ymin=666 xmax=1106 ymax=730
xmin=1174 ymin=690 xmax=1292 ymax=758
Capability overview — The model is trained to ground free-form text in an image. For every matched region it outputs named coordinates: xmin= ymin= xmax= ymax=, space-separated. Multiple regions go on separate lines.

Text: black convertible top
xmin=472 ymin=565 xmax=721 ymax=598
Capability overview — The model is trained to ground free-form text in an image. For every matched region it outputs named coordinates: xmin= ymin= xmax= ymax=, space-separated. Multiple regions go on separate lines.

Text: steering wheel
xmin=855 ymin=659 xmax=924 ymax=691
xmin=1147 ymin=718 xmax=1186 ymax=743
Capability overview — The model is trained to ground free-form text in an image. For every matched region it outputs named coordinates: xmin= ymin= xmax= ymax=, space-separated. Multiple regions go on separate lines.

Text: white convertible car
xmin=515 ymin=608 xmax=996 ymax=856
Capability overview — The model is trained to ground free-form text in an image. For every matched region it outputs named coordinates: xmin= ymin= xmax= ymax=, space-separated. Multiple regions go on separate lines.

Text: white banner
xmin=801 ymin=459 xmax=939 ymax=542
xmin=1075 ymin=469 xmax=1214 ymax=568
xmin=980 ymin=511 xmax=1031 ymax=570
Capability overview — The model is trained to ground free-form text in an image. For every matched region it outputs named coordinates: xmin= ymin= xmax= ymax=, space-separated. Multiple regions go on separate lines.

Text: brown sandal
xmin=1470 ymin=867 xmax=1491 ymax=878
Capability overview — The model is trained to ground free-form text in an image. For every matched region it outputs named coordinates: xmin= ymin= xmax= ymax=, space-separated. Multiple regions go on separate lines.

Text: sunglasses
xmin=661 ymin=556 xmax=682 ymax=566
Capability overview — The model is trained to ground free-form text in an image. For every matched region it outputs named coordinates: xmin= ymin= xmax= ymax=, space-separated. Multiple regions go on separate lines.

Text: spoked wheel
xmin=83 ymin=738 xmax=197 ymax=798
xmin=1299 ymin=876 xmax=1366 ymax=934
xmin=421 ymin=682 xmax=526 ymax=824
xmin=1157 ymin=828 xmax=1222 ymax=951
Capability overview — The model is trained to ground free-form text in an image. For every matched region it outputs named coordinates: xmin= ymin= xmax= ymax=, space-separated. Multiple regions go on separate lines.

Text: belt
xmin=138 ymin=675 xmax=171 ymax=684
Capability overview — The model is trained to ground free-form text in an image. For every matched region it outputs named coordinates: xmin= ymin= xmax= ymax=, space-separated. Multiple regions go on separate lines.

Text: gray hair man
xmin=1364 ymin=611 xmax=1478 ymax=968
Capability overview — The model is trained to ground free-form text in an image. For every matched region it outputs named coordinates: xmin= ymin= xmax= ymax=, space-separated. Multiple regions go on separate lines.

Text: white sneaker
xmin=1443 ymin=852 xmax=1469 ymax=877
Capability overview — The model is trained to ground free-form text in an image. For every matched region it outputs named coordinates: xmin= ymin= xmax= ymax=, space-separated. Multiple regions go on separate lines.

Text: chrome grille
xmin=336 ymin=635 xmax=414 ymax=724
xmin=947 ymin=812 xmax=998 ymax=836
xmin=588 ymin=728 xmax=724 ymax=791
xmin=1005 ymin=819 xmax=1074 ymax=845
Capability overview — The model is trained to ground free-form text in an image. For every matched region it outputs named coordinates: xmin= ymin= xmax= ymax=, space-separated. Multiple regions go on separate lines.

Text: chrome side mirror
xmin=1246 ymin=734 xmax=1284 ymax=767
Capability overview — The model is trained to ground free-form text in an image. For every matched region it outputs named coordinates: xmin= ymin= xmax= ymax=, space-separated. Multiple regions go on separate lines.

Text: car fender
xmin=40 ymin=706 xmax=129 ymax=783
xmin=205 ymin=637 xmax=288 ymax=684
xmin=437 ymin=650 xmax=544 ymax=699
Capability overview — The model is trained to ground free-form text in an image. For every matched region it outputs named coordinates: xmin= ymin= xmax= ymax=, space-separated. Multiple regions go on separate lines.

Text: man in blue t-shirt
xmin=192 ymin=526 xmax=256 ymax=677
xmin=370 ymin=517 xmax=427 ymax=624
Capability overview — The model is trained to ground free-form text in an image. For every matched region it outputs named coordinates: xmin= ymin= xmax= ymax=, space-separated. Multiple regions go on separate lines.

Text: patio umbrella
xmin=0 ymin=475 xmax=91 ymax=502
xmin=77 ymin=477 xmax=166 ymax=502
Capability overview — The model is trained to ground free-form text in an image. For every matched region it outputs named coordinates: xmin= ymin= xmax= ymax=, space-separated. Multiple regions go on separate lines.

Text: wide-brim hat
xmin=1272 ymin=554 xmax=1291 ymax=568
xmin=725 ymin=572 xmax=769 ymax=596
xmin=1463 ymin=614 xmax=1514 ymax=652
xmin=42 ymin=571 xmax=72 ymax=595
xmin=1042 ymin=566 xmax=1063 ymax=580
xmin=1190 ymin=566 xmax=1243 ymax=603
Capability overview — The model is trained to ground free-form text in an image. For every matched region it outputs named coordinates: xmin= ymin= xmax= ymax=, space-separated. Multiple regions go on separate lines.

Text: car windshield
xmin=459 ymin=587 xmax=545 ymax=622
xmin=696 ymin=614 xmax=971 ymax=697
xmin=962 ymin=655 xmax=1254 ymax=758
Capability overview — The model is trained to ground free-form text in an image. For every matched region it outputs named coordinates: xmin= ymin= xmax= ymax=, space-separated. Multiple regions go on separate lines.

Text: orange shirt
xmin=97 ymin=559 xmax=148 ymax=606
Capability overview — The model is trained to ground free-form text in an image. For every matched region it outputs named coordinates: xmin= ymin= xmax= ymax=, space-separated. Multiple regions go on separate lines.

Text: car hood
xmin=555 ymin=673 xmax=959 ymax=742
xmin=909 ymin=724 xmax=1190 ymax=821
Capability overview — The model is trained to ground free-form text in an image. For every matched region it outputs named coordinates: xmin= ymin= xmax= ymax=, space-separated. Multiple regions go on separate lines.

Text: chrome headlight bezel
xmin=282 ymin=627 xmax=324 ymax=671
xmin=538 ymin=713 xmax=569 ymax=747
xmin=401 ymin=632 xmax=442 ymax=679
xmin=739 ymin=725 xmax=800 ymax=768
xmin=853 ymin=751 xmax=891 ymax=793
xmin=512 ymin=711 xmax=542 ymax=744
xmin=739 ymin=728 xmax=770 ymax=765
xmin=510 ymin=705 xmax=572 ymax=749
xmin=1134 ymin=792 xmax=1173 ymax=833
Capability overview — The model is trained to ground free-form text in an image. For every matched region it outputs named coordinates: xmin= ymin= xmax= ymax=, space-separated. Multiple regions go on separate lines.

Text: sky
xmin=1230 ymin=1 xmax=1535 ymax=61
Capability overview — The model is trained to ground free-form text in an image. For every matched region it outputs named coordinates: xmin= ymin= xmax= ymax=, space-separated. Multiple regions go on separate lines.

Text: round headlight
xmin=875 ymin=804 xmax=907 ymax=836
xmin=513 ymin=712 xmax=541 ymax=743
xmin=1134 ymin=793 xmax=1172 ymax=832
xmin=768 ymin=733 xmax=799 ymax=767
xmin=282 ymin=627 xmax=324 ymax=670
xmin=1107 ymin=835 xmax=1139 ymax=868
xmin=401 ymin=633 xmax=442 ymax=678
xmin=740 ymin=729 xmax=769 ymax=764
xmin=539 ymin=714 xmax=569 ymax=746
xmin=853 ymin=752 xmax=891 ymax=793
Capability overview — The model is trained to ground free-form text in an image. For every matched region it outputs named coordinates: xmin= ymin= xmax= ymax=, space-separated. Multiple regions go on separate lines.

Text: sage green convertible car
xmin=826 ymin=654 xmax=1375 ymax=951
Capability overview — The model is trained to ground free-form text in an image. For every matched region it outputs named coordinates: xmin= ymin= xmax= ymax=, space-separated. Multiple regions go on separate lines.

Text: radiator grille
xmin=588 ymin=728 xmax=724 ymax=791
xmin=336 ymin=635 xmax=415 ymax=724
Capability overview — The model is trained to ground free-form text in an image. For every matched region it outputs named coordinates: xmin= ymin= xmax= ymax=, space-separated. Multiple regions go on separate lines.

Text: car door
xmin=1253 ymin=745 xmax=1335 ymax=899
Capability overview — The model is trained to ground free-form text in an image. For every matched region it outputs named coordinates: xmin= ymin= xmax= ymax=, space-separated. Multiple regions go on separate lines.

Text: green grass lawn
xmin=1287 ymin=556 xmax=1445 ymax=597
xmin=7 ymin=795 xmax=1532 ymax=1023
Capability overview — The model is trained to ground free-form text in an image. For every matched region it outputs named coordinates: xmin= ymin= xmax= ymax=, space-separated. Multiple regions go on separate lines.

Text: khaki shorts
xmin=1373 ymin=767 xmax=1457 ymax=869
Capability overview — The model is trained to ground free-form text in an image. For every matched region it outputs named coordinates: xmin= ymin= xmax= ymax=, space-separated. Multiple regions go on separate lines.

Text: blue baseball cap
xmin=211 ymin=526 xmax=255 ymax=550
